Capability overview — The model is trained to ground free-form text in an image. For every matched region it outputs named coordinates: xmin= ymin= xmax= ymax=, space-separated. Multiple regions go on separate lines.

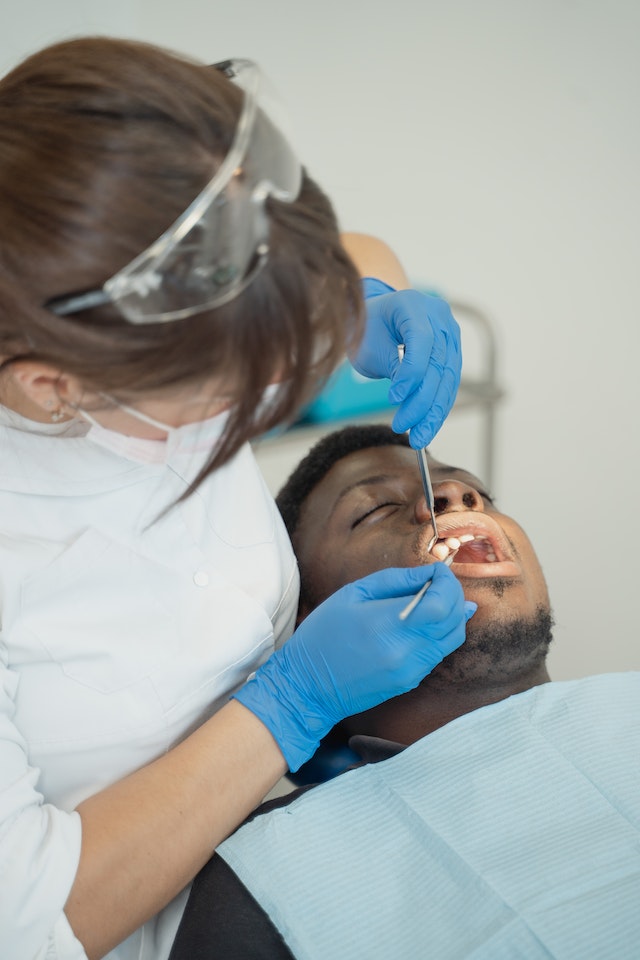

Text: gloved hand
xmin=234 ymin=563 xmax=476 ymax=771
xmin=350 ymin=277 xmax=462 ymax=448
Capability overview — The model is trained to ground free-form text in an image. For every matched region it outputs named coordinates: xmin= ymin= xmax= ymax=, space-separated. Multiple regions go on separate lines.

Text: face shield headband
xmin=48 ymin=58 xmax=303 ymax=324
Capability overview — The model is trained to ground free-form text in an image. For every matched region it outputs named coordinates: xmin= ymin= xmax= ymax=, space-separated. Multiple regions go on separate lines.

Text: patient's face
xmin=293 ymin=445 xmax=550 ymax=632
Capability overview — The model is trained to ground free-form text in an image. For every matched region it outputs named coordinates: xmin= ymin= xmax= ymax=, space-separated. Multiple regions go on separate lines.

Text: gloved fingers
xmin=413 ymin=361 xmax=460 ymax=447
xmin=352 ymin=563 xmax=467 ymax=640
xmin=350 ymin=339 xmax=403 ymax=383
xmin=391 ymin=361 xmax=459 ymax=448
xmin=401 ymin=561 xmax=467 ymax=633
xmin=387 ymin=294 xmax=451 ymax=404
xmin=414 ymin=609 xmax=467 ymax=666
xmin=390 ymin=361 xmax=442 ymax=437
xmin=352 ymin=288 xmax=449 ymax=386
xmin=390 ymin=307 xmax=460 ymax=444
xmin=350 ymin=563 xmax=438 ymax=602
xmin=361 ymin=568 xmax=469 ymax=689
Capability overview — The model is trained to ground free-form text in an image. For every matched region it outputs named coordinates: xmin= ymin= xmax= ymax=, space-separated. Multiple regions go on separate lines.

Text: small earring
xmin=46 ymin=399 xmax=65 ymax=423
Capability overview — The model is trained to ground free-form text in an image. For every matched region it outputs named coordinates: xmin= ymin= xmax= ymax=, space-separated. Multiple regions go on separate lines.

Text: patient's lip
xmin=418 ymin=513 xmax=520 ymax=579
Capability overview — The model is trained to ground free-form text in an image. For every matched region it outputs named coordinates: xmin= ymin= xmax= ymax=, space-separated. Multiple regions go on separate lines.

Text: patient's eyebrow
xmin=330 ymin=474 xmax=396 ymax=515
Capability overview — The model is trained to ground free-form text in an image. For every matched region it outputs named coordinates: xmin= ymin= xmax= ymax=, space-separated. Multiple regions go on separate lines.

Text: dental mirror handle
xmin=399 ymin=553 xmax=455 ymax=621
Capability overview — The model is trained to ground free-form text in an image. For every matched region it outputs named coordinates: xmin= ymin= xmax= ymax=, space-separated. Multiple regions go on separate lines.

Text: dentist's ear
xmin=6 ymin=360 xmax=84 ymax=413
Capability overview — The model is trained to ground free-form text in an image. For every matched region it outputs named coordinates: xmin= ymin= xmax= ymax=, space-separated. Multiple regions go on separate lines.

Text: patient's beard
xmin=431 ymin=605 xmax=555 ymax=688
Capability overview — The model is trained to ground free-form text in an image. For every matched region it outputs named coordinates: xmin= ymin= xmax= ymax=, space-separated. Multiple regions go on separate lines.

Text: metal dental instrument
xmin=399 ymin=551 xmax=457 ymax=621
xmin=397 ymin=344 xmax=439 ymax=552
xmin=416 ymin=446 xmax=438 ymax=553
xmin=397 ymin=343 xmax=445 ymax=621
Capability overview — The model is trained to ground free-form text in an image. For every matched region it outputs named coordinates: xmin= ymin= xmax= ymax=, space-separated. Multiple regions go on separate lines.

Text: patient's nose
xmin=415 ymin=479 xmax=485 ymax=523
xmin=434 ymin=479 xmax=485 ymax=516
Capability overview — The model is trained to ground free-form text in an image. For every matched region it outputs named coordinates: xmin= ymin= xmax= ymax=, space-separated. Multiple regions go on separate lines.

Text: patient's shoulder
xmin=168 ymin=788 xmax=314 ymax=960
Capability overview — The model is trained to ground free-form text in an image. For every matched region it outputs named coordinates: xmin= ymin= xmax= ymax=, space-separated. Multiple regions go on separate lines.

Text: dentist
xmin=0 ymin=37 xmax=470 ymax=960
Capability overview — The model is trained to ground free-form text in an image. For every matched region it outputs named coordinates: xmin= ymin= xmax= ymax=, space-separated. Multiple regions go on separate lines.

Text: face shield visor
xmin=48 ymin=58 xmax=302 ymax=324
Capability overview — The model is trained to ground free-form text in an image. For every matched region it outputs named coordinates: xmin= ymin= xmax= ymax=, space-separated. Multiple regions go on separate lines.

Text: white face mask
xmin=79 ymin=399 xmax=229 ymax=474
xmin=77 ymin=382 xmax=282 ymax=474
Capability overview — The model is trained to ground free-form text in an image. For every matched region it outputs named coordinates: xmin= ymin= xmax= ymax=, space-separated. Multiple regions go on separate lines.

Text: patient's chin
xmin=431 ymin=606 xmax=554 ymax=686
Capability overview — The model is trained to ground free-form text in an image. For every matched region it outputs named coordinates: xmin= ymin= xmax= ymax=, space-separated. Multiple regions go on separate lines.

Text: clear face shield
xmin=48 ymin=58 xmax=302 ymax=324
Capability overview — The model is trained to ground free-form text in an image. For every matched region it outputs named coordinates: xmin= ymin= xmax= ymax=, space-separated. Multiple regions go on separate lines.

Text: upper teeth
xmin=433 ymin=532 xmax=500 ymax=564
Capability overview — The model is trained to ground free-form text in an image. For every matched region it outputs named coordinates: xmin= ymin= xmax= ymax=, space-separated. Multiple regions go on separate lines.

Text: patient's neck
xmin=343 ymin=662 xmax=551 ymax=746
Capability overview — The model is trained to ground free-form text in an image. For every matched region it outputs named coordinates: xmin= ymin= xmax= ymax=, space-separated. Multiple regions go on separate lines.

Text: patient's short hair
xmin=276 ymin=423 xmax=410 ymax=538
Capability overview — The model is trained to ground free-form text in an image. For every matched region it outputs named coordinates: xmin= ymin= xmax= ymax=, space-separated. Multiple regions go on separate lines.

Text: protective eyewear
xmin=48 ymin=58 xmax=302 ymax=324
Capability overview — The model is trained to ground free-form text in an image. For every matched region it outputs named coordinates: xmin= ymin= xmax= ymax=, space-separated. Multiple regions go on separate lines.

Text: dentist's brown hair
xmin=0 ymin=36 xmax=362 ymax=493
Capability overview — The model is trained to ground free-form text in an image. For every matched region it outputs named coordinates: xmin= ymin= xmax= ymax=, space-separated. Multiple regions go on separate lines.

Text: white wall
xmin=4 ymin=0 xmax=639 ymax=679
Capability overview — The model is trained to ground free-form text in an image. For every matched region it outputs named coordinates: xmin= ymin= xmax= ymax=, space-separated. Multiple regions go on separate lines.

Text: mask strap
xmin=74 ymin=396 xmax=174 ymax=436
xmin=73 ymin=407 xmax=102 ymax=430
xmin=114 ymin=401 xmax=174 ymax=435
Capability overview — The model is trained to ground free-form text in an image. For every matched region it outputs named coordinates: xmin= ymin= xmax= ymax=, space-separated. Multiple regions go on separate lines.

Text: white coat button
xmin=193 ymin=571 xmax=209 ymax=587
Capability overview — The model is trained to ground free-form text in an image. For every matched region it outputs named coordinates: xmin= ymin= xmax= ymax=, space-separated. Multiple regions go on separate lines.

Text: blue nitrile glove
xmin=234 ymin=563 xmax=476 ymax=772
xmin=350 ymin=278 xmax=462 ymax=448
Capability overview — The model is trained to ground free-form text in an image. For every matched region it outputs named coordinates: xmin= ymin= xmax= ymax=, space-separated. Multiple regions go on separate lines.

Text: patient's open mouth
xmin=452 ymin=535 xmax=497 ymax=563
xmin=422 ymin=514 xmax=520 ymax=579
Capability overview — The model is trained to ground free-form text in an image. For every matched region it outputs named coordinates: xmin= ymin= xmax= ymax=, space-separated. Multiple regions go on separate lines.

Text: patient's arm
xmin=169 ymin=853 xmax=292 ymax=960
xmin=169 ymin=790 xmax=311 ymax=960
xmin=340 ymin=232 xmax=410 ymax=290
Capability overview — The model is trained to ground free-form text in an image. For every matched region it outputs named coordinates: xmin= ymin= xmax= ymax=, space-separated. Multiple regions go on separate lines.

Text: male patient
xmin=170 ymin=425 xmax=640 ymax=960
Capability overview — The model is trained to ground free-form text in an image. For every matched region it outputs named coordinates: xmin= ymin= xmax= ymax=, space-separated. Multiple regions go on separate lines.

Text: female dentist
xmin=0 ymin=37 xmax=470 ymax=960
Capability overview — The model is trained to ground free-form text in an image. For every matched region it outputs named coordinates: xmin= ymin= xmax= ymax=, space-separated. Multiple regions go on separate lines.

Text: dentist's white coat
xmin=0 ymin=407 xmax=299 ymax=960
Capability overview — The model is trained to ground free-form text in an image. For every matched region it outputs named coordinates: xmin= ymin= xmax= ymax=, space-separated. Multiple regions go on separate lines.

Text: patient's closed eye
xmin=351 ymin=502 xmax=401 ymax=529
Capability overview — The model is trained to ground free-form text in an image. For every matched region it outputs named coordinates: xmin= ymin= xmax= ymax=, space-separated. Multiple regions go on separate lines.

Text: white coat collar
xmin=0 ymin=407 xmax=160 ymax=495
